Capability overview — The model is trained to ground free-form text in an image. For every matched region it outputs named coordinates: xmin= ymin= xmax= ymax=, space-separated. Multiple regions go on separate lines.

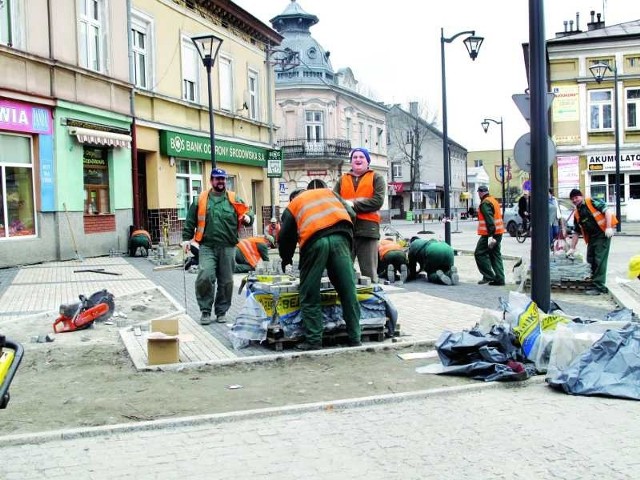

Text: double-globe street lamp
xmin=481 ymin=117 xmax=506 ymax=215
xmin=192 ymin=34 xmax=223 ymax=169
xmin=441 ymin=29 xmax=484 ymax=245
xmin=589 ymin=61 xmax=622 ymax=232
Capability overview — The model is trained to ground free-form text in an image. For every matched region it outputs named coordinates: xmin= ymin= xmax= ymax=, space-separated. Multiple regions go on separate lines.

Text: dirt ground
xmin=1 ymin=288 xmax=474 ymax=435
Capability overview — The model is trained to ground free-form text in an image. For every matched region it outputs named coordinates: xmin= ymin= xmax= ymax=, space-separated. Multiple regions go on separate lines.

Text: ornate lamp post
xmin=589 ymin=61 xmax=622 ymax=232
xmin=192 ymin=34 xmax=223 ymax=169
xmin=481 ymin=117 xmax=506 ymax=214
xmin=441 ymin=29 xmax=483 ymax=245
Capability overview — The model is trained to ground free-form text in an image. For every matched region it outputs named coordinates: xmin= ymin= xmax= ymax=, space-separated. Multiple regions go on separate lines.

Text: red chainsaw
xmin=52 ymin=289 xmax=115 ymax=333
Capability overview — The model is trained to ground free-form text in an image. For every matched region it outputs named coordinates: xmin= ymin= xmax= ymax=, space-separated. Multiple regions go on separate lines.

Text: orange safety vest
xmin=379 ymin=239 xmax=404 ymax=258
xmin=574 ymin=198 xmax=618 ymax=243
xmin=339 ymin=170 xmax=381 ymax=223
xmin=477 ymin=196 xmax=505 ymax=236
xmin=287 ymin=189 xmax=352 ymax=248
xmin=194 ymin=190 xmax=250 ymax=242
xmin=236 ymin=238 xmax=263 ymax=268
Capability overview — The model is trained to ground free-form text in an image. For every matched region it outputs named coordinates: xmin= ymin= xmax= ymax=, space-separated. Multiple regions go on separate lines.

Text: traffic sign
xmin=512 ymin=92 xmax=555 ymax=125
xmin=513 ymin=133 xmax=556 ymax=173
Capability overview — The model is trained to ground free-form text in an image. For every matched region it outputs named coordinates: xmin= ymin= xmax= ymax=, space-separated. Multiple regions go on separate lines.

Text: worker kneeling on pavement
xmin=278 ymin=184 xmax=361 ymax=351
xmin=235 ymin=237 xmax=270 ymax=273
xmin=128 ymin=229 xmax=152 ymax=257
xmin=377 ymin=238 xmax=408 ymax=283
xmin=406 ymin=236 xmax=459 ymax=285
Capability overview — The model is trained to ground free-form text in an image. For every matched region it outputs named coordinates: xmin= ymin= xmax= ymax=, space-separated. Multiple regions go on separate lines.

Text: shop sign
xmin=588 ymin=152 xmax=640 ymax=171
xmin=159 ymin=130 xmax=268 ymax=167
xmin=307 ymin=169 xmax=327 ymax=176
xmin=0 ymin=99 xmax=52 ymax=134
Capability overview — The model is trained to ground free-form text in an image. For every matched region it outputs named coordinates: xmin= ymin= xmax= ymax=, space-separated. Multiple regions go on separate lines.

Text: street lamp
xmin=589 ymin=61 xmax=622 ymax=232
xmin=441 ymin=28 xmax=484 ymax=245
xmin=481 ymin=117 xmax=506 ymax=215
xmin=192 ymin=33 xmax=223 ymax=169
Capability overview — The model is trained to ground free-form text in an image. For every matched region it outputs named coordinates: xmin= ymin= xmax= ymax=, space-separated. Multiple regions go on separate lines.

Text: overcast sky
xmin=233 ymin=0 xmax=640 ymax=152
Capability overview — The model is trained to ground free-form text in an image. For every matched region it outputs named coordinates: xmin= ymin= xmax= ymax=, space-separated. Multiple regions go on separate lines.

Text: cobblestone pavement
xmin=1 ymin=381 xmax=638 ymax=479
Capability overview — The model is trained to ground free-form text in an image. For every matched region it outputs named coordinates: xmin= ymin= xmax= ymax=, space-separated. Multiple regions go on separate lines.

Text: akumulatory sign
xmin=159 ymin=130 xmax=274 ymax=167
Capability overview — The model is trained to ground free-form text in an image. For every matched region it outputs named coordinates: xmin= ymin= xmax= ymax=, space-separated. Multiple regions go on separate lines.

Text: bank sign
xmin=588 ymin=152 xmax=640 ymax=171
xmin=159 ymin=130 xmax=272 ymax=167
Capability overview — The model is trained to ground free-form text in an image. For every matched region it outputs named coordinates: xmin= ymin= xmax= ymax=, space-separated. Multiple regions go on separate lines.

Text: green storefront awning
xmin=159 ymin=130 xmax=279 ymax=167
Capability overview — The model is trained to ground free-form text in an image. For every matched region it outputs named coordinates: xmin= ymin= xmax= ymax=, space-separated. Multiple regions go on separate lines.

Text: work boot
xmin=199 ymin=312 xmax=211 ymax=325
xmin=449 ymin=266 xmax=459 ymax=285
xmin=436 ymin=270 xmax=452 ymax=285
xmin=489 ymin=280 xmax=505 ymax=286
xmin=399 ymin=264 xmax=408 ymax=284
xmin=387 ymin=264 xmax=395 ymax=284
xmin=478 ymin=278 xmax=491 ymax=285
xmin=347 ymin=339 xmax=362 ymax=347
xmin=295 ymin=341 xmax=322 ymax=351
xmin=215 ymin=314 xmax=227 ymax=323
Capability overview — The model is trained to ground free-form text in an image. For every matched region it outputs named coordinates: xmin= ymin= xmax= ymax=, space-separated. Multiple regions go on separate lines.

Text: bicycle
xmin=515 ymin=220 xmax=531 ymax=243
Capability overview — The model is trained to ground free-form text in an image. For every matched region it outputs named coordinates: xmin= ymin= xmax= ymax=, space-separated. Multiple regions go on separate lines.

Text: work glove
xmin=605 ymin=227 xmax=614 ymax=238
xmin=488 ymin=237 xmax=497 ymax=249
xmin=344 ymin=199 xmax=354 ymax=208
xmin=242 ymin=214 xmax=251 ymax=225
xmin=566 ymin=248 xmax=576 ymax=257
xmin=180 ymin=240 xmax=190 ymax=253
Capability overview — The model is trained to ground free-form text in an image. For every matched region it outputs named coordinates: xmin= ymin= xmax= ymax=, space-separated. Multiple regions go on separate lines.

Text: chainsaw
xmin=52 ymin=289 xmax=115 ymax=333
xmin=0 ymin=335 xmax=24 ymax=409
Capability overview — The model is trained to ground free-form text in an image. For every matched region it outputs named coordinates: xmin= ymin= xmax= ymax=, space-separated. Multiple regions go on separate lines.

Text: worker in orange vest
xmin=235 ymin=237 xmax=270 ymax=273
xmin=474 ymin=185 xmax=505 ymax=286
xmin=265 ymin=217 xmax=280 ymax=248
xmin=377 ymin=238 xmax=408 ymax=283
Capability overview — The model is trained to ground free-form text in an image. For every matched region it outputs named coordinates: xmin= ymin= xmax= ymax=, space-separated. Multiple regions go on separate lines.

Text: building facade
xmin=547 ymin=13 xmax=640 ymax=221
xmin=268 ymin=0 xmax=388 ymax=205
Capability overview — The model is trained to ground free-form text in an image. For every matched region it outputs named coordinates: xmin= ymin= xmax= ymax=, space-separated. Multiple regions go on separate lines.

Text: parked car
xmin=502 ymin=200 xmax=574 ymax=237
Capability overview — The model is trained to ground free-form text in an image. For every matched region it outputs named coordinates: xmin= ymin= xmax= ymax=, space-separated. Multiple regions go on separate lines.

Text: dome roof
xmin=269 ymin=1 xmax=334 ymax=85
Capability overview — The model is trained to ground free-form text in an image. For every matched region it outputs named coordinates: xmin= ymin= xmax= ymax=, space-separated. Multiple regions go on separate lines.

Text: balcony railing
xmin=277 ymin=138 xmax=352 ymax=160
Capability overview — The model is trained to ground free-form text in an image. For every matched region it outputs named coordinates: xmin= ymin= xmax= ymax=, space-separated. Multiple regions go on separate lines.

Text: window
xmin=346 ymin=118 xmax=352 ymax=141
xmin=589 ymin=173 xmax=625 ymax=203
xmin=629 ymin=174 xmax=640 ymax=200
xmin=248 ymin=69 xmax=258 ymax=120
xmin=474 ymin=159 xmax=483 ymax=167
xmin=367 ymin=125 xmax=372 ymax=145
xmin=1 ymin=0 xmax=23 ymax=48
xmin=589 ymin=89 xmax=613 ymax=131
xmin=626 ymin=88 xmax=640 ymax=129
xmin=0 ymin=134 xmax=36 ymax=238
xmin=305 ymin=110 xmax=323 ymax=141
xmin=78 ymin=0 xmax=106 ymax=72
xmin=176 ymin=160 xmax=203 ymax=220
xmin=392 ymin=163 xmax=402 ymax=179
xmin=131 ymin=11 xmax=153 ymax=90
xmin=359 ymin=122 xmax=364 ymax=145
xmin=219 ymin=56 xmax=232 ymax=111
xmin=181 ymin=37 xmax=199 ymax=102
xmin=83 ymin=147 xmax=110 ymax=214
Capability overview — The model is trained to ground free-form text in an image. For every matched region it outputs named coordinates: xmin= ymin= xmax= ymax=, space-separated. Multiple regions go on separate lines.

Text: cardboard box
xmin=147 ymin=319 xmax=179 ymax=365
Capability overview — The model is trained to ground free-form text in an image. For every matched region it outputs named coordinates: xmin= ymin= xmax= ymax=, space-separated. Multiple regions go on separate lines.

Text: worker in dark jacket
xmin=567 ymin=189 xmax=617 ymax=295
xmin=279 ymin=185 xmax=360 ymax=351
xmin=234 ymin=237 xmax=270 ymax=273
xmin=406 ymin=237 xmax=458 ymax=285
xmin=377 ymin=238 xmax=408 ymax=283
xmin=474 ymin=185 xmax=505 ymax=285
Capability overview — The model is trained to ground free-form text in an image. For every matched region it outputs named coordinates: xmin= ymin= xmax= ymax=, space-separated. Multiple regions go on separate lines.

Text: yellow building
xmin=466 ymin=149 xmax=524 ymax=207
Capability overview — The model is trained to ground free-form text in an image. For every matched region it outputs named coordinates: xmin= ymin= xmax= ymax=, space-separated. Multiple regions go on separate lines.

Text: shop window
xmin=589 ymin=89 xmax=613 ymax=131
xmin=626 ymin=88 xmax=640 ymax=129
xmin=176 ymin=159 xmax=203 ymax=220
xmin=629 ymin=174 xmax=640 ymax=200
xmin=83 ymin=147 xmax=110 ymax=214
xmin=590 ymin=173 xmax=625 ymax=203
xmin=0 ymin=134 xmax=36 ymax=238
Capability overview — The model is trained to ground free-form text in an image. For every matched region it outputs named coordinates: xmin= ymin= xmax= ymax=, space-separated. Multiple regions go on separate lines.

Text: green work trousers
xmin=586 ymin=235 xmax=611 ymax=292
xmin=377 ymin=250 xmax=407 ymax=278
xmin=299 ymin=234 xmax=361 ymax=346
xmin=474 ymin=235 xmax=505 ymax=283
xmin=195 ymin=244 xmax=235 ymax=317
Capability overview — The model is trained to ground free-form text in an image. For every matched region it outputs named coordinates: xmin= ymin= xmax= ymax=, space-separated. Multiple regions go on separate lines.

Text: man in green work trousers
xmin=278 ymin=184 xmax=360 ymax=351
xmin=567 ymin=188 xmax=617 ymax=295
xmin=406 ymin=237 xmax=459 ymax=285
xmin=474 ymin=185 xmax=505 ymax=286
xmin=182 ymin=168 xmax=253 ymax=325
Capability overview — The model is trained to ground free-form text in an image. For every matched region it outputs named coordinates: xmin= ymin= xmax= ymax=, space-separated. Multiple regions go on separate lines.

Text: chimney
xmin=576 ymin=12 xmax=580 ymax=31
xmin=587 ymin=11 xmax=606 ymax=31
xmin=409 ymin=102 xmax=419 ymax=116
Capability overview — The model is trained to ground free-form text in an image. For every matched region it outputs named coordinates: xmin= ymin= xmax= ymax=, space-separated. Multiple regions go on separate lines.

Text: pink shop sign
xmin=0 ymin=99 xmax=52 ymax=135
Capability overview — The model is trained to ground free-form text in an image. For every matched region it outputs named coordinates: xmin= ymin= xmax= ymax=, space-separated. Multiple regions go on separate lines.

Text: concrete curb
xmin=0 ymin=376 xmax=547 ymax=447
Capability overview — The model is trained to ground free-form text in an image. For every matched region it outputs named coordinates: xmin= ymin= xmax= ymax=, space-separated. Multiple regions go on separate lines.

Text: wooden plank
xmin=397 ymin=351 xmax=438 ymax=361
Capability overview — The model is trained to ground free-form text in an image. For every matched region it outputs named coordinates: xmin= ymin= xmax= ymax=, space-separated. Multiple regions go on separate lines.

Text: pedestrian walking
xmin=548 ymin=189 xmax=566 ymax=250
xmin=377 ymin=238 xmax=408 ymax=283
xmin=406 ymin=237 xmax=459 ymax=285
xmin=333 ymin=147 xmax=385 ymax=282
xmin=234 ymin=237 xmax=270 ymax=273
xmin=265 ymin=217 xmax=280 ymax=248
xmin=567 ymin=189 xmax=617 ymax=295
xmin=474 ymin=185 xmax=505 ymax=285
xmin=182 ymin=168 xmax=253 ymax=324
xmin=279 ymin=185 xmax=361 ymax=351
